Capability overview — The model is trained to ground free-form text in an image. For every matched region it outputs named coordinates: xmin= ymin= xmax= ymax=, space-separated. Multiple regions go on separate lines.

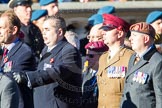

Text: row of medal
xmin=107 ymin=66 xmax=126 ymax=78
xmin=132 ymin=71 xmax=148 ymax=84
xmin=3 ymin=61 xmax=12 ymax=73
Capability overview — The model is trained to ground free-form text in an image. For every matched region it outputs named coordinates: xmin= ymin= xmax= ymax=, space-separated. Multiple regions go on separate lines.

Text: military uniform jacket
xmin=120 ymin=45 xmax=162 ymax=108
xmin=21 ymin=22 xmax=44 ymax=59
xmin=26 ymin=38 xmax=82 ymax=108
xmin=0 ymin=40 xmax=36 ymax=108
xmin=97 ymin=47 xmax=134 ymax=108
xmin=0 ymin=73 xmax=19 ymax=108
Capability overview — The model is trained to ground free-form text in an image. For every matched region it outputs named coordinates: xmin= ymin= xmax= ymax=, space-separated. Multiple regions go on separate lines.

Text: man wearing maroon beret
xmin=97 ymin=14 xmax=134 ymax=108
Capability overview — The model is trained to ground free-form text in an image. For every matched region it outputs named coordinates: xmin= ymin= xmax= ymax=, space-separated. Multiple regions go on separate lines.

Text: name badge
xmin=3 ymin=61 xmax=12 ymax=72
xmin=43 ymin=63 xmax=52 ymax=70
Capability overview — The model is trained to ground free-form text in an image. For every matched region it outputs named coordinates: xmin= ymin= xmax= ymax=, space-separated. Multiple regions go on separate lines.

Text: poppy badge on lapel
xmin=3 ymin=56 xmax=8 ymax=64
xmin=50 ymin=58 xmax=54 ymax=63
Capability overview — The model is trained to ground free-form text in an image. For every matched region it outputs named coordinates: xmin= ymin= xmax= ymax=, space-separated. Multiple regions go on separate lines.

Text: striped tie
xmin=134 ymin=56 xmax=140 ymax=65
xmin=3 ymin=48 xmax=8 ymax=57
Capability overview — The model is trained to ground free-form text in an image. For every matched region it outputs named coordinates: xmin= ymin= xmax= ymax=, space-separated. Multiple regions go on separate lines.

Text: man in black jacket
xmin=14 ymin=15 xmax=82 ymax=108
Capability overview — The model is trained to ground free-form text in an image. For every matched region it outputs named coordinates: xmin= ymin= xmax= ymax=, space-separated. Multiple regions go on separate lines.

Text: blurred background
xmin=0 ymin=0 xmax=162 ymax=40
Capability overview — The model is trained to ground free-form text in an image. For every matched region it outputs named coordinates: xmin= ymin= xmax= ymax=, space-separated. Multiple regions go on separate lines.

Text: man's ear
xmin=57 ymin=28 xmax=63 ymax=36
xmin=144 ymin=35 xmax=150 ymax=44
xmin=117 ymin=30 xmax=124 ymax=39
xmin=12 ymin=26 xmax=18 ymax=35
xmin=32 ymin=20 xmax=37 ymax=25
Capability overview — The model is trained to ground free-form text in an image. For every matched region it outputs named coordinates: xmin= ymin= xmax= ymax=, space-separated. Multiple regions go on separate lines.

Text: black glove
xmin=13 ymin=72 xmax=28 ymax=84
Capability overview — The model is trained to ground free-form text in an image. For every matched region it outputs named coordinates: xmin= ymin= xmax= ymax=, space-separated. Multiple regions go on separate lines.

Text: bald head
xmin=88 ymin=23 xmax=103 ymax=42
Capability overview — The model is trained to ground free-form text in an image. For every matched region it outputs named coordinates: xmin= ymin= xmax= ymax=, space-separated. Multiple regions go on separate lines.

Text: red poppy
xmin=50 ymin=58 xmax=54 ymax=63
xmin=3 ymin=57 xmax=8 ymax=63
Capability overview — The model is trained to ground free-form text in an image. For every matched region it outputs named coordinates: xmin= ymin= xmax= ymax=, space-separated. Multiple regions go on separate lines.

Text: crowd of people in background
xmin=0 ymin=0 xmax=159 ymax=3
xmin=0 ymin=0 xmax=162 ymax=108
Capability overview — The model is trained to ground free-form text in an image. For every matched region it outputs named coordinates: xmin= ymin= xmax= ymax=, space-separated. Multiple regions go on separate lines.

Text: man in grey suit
xmin=121 ymin=22 xmax=162 ymax=108
xmin=0 ymin=73 xmax=19 ymax=108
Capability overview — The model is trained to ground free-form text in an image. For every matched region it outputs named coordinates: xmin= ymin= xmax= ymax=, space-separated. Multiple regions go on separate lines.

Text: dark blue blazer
xmin=27 ymin=38 xmax=82 ymax=108
xmin=1 ymin=40 xmax=36 ymax=108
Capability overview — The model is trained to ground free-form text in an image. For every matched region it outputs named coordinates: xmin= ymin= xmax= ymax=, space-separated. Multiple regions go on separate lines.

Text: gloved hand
xmin=13 ymin=72 xmax=28 ymax=84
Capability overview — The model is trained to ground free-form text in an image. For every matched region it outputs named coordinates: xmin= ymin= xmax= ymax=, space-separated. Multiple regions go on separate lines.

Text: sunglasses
xmin=86 ymin=54 xmax=100 ymax=58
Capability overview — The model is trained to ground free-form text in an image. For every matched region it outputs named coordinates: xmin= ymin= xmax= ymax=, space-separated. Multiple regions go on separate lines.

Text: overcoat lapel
xmin=105 ymin=48 xmax=127 ymax=69
xmin=7 ymin=41 xmax=22 ymax=59
xmin=0 ymin=41 xmax=22 ymax=67
xmin=126 ymin=45 xmax=157 ymax=78
xmin=40 ymin=38 xmax=68 ymax=62
xmin=126 ymin=59 xmax=148 ymax=78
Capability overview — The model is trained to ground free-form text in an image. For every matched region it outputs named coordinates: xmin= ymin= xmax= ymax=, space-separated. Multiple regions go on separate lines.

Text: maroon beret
xmin=85 ymin=41 xmax=108 ymax=52
xmin=102 ymin=14 xmax=130 ymax=32
xmin=130 ymin=22 xmax=155 ymax=38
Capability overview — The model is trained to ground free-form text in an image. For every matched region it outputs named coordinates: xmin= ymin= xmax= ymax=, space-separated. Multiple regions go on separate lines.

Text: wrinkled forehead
xmin=90 ymin=24 xmax=103 ymax=34
xmin=0 ymin=16 xmax=8 ymax=26
xmin=130 ymin=31 xmax=147 ymax=37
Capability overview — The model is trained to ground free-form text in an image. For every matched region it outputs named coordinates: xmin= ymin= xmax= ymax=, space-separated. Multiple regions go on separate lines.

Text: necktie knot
xmin=134 ymin=56 xmax=140 ymax=65
xmin=3 ymin=48 xmax=8 ymax=57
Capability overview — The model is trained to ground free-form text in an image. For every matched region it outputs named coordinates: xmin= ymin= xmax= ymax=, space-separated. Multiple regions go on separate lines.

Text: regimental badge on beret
xmin=89 ymin=44 xmax=95 ymax=49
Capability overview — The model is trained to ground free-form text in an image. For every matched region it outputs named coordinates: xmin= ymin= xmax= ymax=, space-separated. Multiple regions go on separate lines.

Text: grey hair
xmin=45 ymin=15 xmax=67 ymax=35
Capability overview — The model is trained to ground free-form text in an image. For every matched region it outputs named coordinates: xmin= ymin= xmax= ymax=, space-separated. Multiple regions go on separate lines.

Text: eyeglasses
xmin=87 ymin=35 xmax=102 ymax=40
